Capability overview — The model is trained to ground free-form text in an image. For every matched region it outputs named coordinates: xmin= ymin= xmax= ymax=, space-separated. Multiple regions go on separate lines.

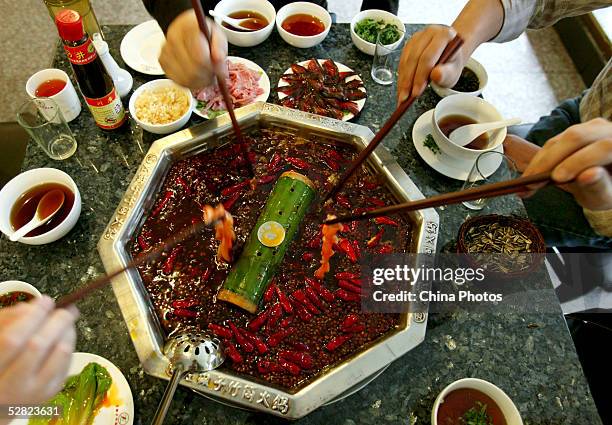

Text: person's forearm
xmin=451 ymin=0 xmax=504 ymax=59
xmin=142 ymin=0 xmax=192 ymax=33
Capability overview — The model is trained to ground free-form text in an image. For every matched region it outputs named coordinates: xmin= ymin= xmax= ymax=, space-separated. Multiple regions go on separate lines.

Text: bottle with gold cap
xmin=55 ymin=9 xmax=126 ymax=131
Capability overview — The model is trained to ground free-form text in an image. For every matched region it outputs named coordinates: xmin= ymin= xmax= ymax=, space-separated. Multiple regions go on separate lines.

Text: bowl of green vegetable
xmin=351 ymin=9 xmax=404 ymax=56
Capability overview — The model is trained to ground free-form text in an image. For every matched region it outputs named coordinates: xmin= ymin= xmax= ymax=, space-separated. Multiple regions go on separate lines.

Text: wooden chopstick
xmin=322 ymin=36 xmax=464 ymax=203
xmin=323 ymin=171 xmax=552 ymax=225
xmin=190 ymin=0 xmax=254 ymax=175
xmin=55 ymin=221 xmax=208 ymax=308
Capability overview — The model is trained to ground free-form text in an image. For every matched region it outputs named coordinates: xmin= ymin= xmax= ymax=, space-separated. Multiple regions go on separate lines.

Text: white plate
xmin=120 ymin=20 xmax=165 ymax=75
xmin=277 ymin=59 xmax=367 ymax=121
xmin=10 ymin=352 xmax=134 ymax=425
xmin=413 ymin=109 xmax=503 ymax=181
xmin=193 ymin=56 xmax=270 ymax=119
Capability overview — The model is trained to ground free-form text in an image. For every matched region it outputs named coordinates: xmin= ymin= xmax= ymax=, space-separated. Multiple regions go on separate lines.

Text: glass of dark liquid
xmin=16 ymin=98 xmax=77 ymax=160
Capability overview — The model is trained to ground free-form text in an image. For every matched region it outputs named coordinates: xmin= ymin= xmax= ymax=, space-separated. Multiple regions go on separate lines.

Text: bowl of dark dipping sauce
xmin=0 ymin=168 xmax=81 ymax=245
xmin=0 ymin=281 xmax=41 ymax=309
xmin=432 ymin=57 xmax=488 ymax=98
xmin=213 ymin=0 xmax=276 ymax=47
xmin=276 ymin=1 xmax=332 ymax=48
xmin=432 ymin=378 xmax=523 ymax=425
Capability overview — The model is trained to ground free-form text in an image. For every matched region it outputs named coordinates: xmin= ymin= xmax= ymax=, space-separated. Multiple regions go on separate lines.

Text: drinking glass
xmin=462 ymin=151 xmax=518 ymax=210
xmin=371 ymin=28 xmax=405 ymax=86
xmin=17 ymin=98 xmax=77 ymax=160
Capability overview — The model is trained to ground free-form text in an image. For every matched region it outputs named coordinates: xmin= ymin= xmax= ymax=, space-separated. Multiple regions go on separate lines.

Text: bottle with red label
xmin=55 ymin=9 xmax=126 ymax=130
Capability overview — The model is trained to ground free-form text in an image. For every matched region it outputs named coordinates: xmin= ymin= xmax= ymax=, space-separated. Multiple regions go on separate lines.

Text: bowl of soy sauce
xmin=0 ymin=168 xmax=81 ymax=245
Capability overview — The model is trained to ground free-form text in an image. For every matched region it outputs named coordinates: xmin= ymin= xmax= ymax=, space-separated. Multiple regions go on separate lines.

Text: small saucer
xmin=120 ymin=20 xmax=165 ymax=75
xmin=413 ymin=109 xmax=503 ymax=181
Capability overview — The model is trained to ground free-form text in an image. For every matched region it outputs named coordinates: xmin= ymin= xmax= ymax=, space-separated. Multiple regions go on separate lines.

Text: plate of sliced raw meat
xmin=277 ymin=59 xmax=367 ymax=121
xmin=193 ymin=56 xmax=270 ymax=119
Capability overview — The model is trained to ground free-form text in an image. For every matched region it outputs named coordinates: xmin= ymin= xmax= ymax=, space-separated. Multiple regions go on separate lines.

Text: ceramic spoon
xmin=449 ymin=118 xmax=522 ymax=147
xmin=10 ymin=189 xmax=65 ymax=241
xmin=208 ymin=10 xmax=259 ymax=31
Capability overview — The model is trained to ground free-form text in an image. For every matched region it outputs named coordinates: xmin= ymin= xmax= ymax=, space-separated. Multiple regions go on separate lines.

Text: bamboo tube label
xmin=257 ymin=221 xmax=286 ymax=247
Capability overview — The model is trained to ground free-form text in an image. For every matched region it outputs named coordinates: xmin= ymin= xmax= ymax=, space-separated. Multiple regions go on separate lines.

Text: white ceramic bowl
xmin=0 ymin=168 xmax=81 ymax=245
xmin=431 ymin=57 xmax=488 ymax=97
xmin=276 ymin=2 xmax=331 ymax=48
xmin=432 ymin=378 xmax=523 ymax=425
xmin=350 ymin=9 xmax=404 ymax=56
xmin=0 ymin=280 xmax=42 ymax=302
xmin=129 ymin=79 xmax=193 ymax=135
xmin=432 ymin=93 xmax=506 ymax=162
xmin=213 ymin=0 xmax=276 ymax=47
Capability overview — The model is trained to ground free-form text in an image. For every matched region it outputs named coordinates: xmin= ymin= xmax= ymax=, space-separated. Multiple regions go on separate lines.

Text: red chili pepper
xmin=286 ymin=157 xmax=309 ymax=170
xmin=290 ymin=342 xmax=310 ymax=352
xmin=305 ymin=286 xmax=325 ymax=310
xmin=137 ymin=235 xmax=150 ymax=251
xmin=367 ymin=229 xmax=384 ymax=248
xmin=366 ymin=197 xmax=386 ymax=207
xmin=172 ymin=308 xmax=197 ymax=318
xmin=352 ymin=240 xmax=361 ymax=259
xmin=225 ymin=342 xmax=243 ymax=364
xmin=279 ymin=316 xmax=294 ymax=327
xmin=338 ymin=239 xmax=358 ymax=263
xmin=241 ymin=329 xmax=268 ymax=354
xmin=344 ymin=324 xmax=366 ymax=333
xmin=201 ymin=267 xmax=211 ymax=283
xmin=375 ymin=216 xmax=399 ymax=227
xmin=335 ymin=194 xmax=351 ymax=209
xmin=279 ymin=350 xmax=314 ymax=369
xmin=341 ymin=314 xmax=360 ymax=331
xmin=275 ymin=287 xmax=294 ymax=314
xmin=222 ymin=190 xmax=243 ymax=210
xmin=378 ymin=244 xmax=393 ymax=254
xmin=257 ymin=359 xmax=274 ymax=374
xmin=302 ymin=252 xmax=315 ymax=262
xmin=267 ymin=152 xmax=281 ymax=171
xmin=325 ymin=334 xmax=352 ymax=352
xmin=171 ymin=298 xmax=199 ymax=309
xmin=307 ymin=232 xmax=322 ymax=248
xmin=221 ymin=180 xmax=250 ymax=197
xmin=292 ymin=290 xmax=320 ymax=315
xmin=208 ymin=323 xmax=233 ymax=339
xmin=359 ymin=179 xmax=379 ymax=190
xmin=268 ymin=327 xmax=296 ymax=347
xmin=247 ymin=307 xmax=271 ymax=331
xmin=327 ymin=148 xmax=345 ymax=163
xmin=349 ymin=278 xmax=362 ymax=286
xmin=267 ymin=303 xmax=284 ymax=328
xmin=257 ymin=174 xmax=276 ymax=185
xmin=162 ymin=246 xmax=181 ymax=275
xmin=263 ymin=282 xmax=277 ymax=303
xmin=175 ymin=176 xmax=191 ymax=194
xmin=338 ymin=280 xmax=361 ymax=294
xmin=335 ymin=272 xmax=360 ymax=280
xmin=278 ymin=359 xmax=301 ymax=376
xmin=322 ymin=156 xmax=339 ymax=171
xmin=291 ymin=299 xmax=313 ymax=322
xmin=336 ymin=289 xmax=361 ymax=302
xmin=247 ymin=151 xmax=258 ymax=164
xmin=152 ymin=190 xmax=173 ymax=217
xmin=228 ymin=322 xmax=254 ymax=353
xmin=305 ymin=278 xmax=335 ymax=303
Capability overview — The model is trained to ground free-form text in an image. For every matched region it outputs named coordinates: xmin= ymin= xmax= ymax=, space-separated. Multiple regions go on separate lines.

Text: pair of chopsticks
xmin=322 ymin=36 xmax=465 ymax=203
xmin=323 ymin=171 xmax=552 ymax=225
xmin=56 ymin=221 xmax=208 ymax=308
xmin=190 ymin=0 xmax=254 ymax=175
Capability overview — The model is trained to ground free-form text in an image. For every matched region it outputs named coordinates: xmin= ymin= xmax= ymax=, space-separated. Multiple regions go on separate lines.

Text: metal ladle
xmin=151 ymin=331 xmax=225 ymax=425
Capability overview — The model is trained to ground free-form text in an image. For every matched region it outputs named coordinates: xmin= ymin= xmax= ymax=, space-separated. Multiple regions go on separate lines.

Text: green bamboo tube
xmin=218 ymin=171 xmax=316 ymax=313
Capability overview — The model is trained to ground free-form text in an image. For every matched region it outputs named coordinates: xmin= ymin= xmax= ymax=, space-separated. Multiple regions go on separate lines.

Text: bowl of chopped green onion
xmin=350 ymin=9 xmax=404 ymax=55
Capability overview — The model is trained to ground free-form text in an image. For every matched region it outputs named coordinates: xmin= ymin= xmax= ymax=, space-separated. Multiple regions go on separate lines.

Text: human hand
xmin=0 ymin=296 xmax=78 ymax=404
xmin=397 ymin=25 xmax=467 ymax=103
xmin=503 ymin=134 xmax=542 ymax=173
xmin=523 ymin=118 xmax=612 ymax=211
xmin=159 ymin=10 xmax=228 ymax=89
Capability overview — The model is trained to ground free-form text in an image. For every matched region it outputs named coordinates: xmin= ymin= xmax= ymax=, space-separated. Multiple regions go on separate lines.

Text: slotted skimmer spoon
xmin=151 ymin=331 xmax=225 ymax=425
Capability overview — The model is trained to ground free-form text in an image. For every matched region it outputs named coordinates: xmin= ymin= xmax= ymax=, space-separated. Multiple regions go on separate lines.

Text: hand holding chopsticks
xmin=323 ymin=171 xmax=552 ymax=225
xmin=322 ymin=36 xmax=465 ymax=203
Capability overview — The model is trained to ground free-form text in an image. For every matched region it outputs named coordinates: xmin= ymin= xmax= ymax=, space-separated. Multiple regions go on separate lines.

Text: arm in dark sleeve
xmin=142 ymin=0 xmax=193 ymax=33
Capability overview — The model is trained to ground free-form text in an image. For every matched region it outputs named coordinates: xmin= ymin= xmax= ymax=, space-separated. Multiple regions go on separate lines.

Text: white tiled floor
xmin=0 ymin=0 xmax=586 ymax=124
